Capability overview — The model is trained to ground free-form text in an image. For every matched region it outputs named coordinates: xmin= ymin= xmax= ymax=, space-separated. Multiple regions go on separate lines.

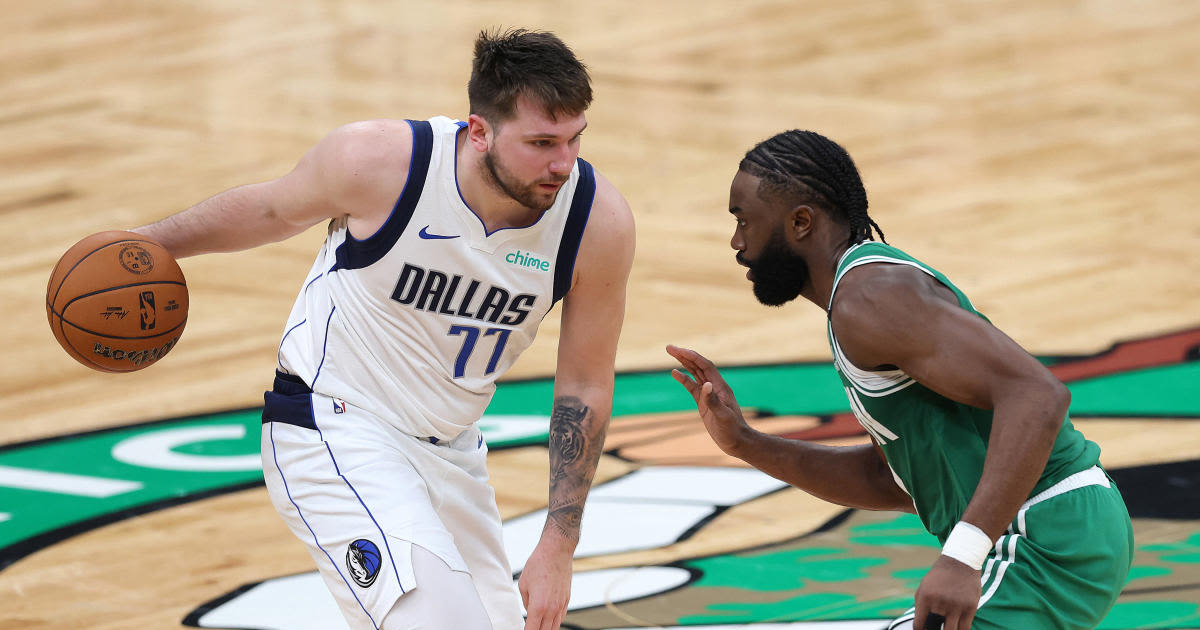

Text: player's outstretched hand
xmin=913 ymin=555 xmax=981 ymax=630
xmin=666 ymin=345 xmax=752 ymax=455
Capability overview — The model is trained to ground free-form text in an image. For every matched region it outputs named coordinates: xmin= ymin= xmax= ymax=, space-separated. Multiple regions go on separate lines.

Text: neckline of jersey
xmin=451 ymin=122 xmax=552 ymax=239
xmin=828 ymin=241 xmax=879 ymax=311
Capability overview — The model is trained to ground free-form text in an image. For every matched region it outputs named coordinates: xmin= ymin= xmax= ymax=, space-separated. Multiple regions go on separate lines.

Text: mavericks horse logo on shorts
xmin=345 ymin=539 xmax=382 ymax=588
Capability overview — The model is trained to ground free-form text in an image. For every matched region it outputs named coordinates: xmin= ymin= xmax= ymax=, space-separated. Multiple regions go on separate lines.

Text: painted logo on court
xmin=0 ymin=327 xmax=1196 ymax=629
xmin=345 ymin=539 xmax=381 ymax=588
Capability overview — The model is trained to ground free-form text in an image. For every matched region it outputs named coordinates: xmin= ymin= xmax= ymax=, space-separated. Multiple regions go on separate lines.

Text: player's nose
xmin=730 ymin=231 xmax=745 ymax=252
xmin=548 ymin=142 xmax=577 ymax=176
xmin=548 ymin=157 xmax=572 ymax=176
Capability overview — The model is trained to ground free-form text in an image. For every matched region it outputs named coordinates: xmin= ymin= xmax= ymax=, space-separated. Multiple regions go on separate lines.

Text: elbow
xmin=880 ymin=483 xmax=917 ymax=514
xmin=1005 ymin=374 xmax=1071 ymax=435
xmin=1041 ymin=378 xmax=1072 ymax=433
xmin=1050 ymin=378 xmax=1071 ymax=417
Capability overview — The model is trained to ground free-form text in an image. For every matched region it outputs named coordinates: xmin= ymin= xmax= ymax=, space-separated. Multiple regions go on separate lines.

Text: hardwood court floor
xmin=2 ymin=1 xmax=1199 ymax=628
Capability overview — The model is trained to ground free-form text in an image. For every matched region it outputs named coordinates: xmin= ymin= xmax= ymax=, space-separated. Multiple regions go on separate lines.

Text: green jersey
xmin=826 ymin=242 xmax=1101 ymax=542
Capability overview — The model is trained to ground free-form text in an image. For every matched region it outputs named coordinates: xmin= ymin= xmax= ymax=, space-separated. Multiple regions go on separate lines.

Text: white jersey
xmin=275 ymin=116 xmax=596 ymax=440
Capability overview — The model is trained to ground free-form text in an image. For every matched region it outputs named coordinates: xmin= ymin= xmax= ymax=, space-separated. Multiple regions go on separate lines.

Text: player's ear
xmin=466 ymin=114 xmax=492 ymax=152
xmin=788 ymin=205 xmax=815 ymax=241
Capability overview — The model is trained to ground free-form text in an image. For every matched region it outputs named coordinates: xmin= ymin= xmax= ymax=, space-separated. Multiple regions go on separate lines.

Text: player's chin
xmin=750 ymin=280 xmax=802 ymax=306
xmin=530 ymin=190 xmax=559 ymax=210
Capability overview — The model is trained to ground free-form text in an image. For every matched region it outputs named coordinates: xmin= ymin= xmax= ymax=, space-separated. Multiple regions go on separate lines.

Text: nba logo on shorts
xmin=345 ymin=539 xmax=382 ymax=588
xmin=333 ymin=399 xmax=346 ymax=414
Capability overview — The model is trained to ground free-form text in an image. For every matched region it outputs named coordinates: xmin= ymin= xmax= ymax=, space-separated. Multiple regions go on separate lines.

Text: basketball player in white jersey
xmin=133 ymin=29 xmax=635 ymax=630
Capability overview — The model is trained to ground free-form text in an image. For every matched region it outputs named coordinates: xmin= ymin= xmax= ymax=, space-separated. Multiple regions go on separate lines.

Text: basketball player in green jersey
xmin=667 ymin=130 xmax=1133 ymax=630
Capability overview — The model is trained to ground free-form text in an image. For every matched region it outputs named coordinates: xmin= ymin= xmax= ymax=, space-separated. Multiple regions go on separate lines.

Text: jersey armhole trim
xmin=330 ymin=119 xmax=434 ymax=272
xmin=552 ymin=157 xmax=596 ymax=304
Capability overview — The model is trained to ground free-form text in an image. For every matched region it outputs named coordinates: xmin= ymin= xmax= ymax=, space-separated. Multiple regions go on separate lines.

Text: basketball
xmin=46 ymin=231 xmax=189 ymax=373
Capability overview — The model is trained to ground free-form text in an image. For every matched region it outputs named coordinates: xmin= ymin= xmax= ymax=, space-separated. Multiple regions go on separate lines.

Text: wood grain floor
xmin=2 ymin=1 xmax=1198 ymax=628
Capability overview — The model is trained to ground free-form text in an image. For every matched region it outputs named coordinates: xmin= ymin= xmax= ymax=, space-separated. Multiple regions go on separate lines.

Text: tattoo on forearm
xmin=547 ymin=396 xmax=604 ymax=539
xmin=547 ymin=504 xmax=584 ymax=535
xmin=549 ymin=397 xmax=589 ymax=481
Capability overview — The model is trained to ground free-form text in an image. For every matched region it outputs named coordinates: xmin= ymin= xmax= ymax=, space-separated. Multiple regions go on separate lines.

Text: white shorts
xmin=260 ymin=374 xmax=524 ymax=630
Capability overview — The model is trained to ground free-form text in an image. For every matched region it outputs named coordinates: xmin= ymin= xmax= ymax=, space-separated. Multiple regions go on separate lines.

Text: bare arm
xmin=730 ymin=437 xmax=913 ymax=513
xmin=666 ymin=345 xmax=915 ymax=513
xmin=832 ymin=263 xmax=1069 ymax=630
xmin=544 ymin=175 xmax=634 ymax=543
xmin=832 ymin=264 xmax=1068 ymax=541
xmin=519 ymin=173 xmax=635 ymax=630
xmin=132 ymin=120 xmax=413 ymax=258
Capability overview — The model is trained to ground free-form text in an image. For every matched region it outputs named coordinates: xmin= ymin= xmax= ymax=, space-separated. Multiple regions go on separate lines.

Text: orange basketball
xmin=46 ymin=231 xmax=188 ymax=373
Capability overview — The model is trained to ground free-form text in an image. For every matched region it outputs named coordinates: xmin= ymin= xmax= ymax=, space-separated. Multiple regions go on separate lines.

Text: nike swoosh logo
xmin=418 ymin=226 xmax=459 ymax=240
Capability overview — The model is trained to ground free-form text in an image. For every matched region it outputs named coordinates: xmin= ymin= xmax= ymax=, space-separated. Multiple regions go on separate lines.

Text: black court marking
xmin=0 ymin=480 xmax=264 ymax=572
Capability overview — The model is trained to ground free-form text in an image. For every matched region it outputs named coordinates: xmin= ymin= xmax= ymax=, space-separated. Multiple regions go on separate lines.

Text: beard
xmin=483 ymin=149 xmax=564 ymax=212
xmin=740 ymin=231 xmax=809 ymax=306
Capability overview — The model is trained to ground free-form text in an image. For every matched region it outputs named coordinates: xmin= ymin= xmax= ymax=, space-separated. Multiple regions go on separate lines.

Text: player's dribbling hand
xmin=666 ymin=345 xmax=752 ymax=456
xmin=913 ymin=555 xmax=981 ymax=630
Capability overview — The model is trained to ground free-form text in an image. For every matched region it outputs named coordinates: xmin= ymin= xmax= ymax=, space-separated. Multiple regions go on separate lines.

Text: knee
xmin=382 ymin=545 xmax=492 ymax=630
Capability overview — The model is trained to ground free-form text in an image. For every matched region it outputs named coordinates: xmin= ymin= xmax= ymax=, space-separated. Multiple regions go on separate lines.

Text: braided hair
xmin=739 ymin=130 xmax=885 ymax=245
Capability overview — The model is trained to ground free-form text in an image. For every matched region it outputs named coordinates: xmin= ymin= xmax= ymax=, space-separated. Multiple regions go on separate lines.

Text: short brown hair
xmin=468 ymin=28 xmax=593 ymax=124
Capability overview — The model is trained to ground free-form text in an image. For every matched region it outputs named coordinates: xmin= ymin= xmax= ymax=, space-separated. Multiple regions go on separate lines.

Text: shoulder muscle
xmin=572 ymin=170 xmax=635 ymax=289
xmin=830 ymin=263 xmax=953 ymax=370
xmin=269 ymin=119 xmax=415 ymax=230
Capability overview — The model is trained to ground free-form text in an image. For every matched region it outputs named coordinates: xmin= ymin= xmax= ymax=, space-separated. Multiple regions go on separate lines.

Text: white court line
xmin=0 ymin=465 xmax=143 ymax=497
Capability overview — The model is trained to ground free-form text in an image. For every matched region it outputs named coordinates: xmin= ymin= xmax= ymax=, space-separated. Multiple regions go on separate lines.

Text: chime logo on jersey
xmin=504 ymin=249 xmax=550 ymax=272
xmin=345 ymin=539 xmax=381 ymax=588
xmin=391 ymin=262 xmax=536 ymax=326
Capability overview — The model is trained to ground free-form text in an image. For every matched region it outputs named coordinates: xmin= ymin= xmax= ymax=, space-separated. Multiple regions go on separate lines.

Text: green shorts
xmin=890 ymin=466 xmax=1133 ymax=630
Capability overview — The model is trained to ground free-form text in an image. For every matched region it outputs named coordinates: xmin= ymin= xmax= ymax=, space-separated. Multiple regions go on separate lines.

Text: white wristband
xmin=941 ymin=521 xmax=992 ymax=570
